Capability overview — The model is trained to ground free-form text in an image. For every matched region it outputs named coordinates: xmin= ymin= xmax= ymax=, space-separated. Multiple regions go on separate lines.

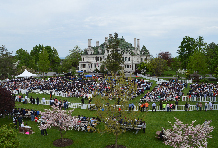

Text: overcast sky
xmin=1 ymin=0 xmax=218 ymax=58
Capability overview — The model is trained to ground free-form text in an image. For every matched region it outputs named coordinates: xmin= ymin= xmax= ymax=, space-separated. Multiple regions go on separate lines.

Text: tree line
xmin=0 ymin=44 xmax=82 ymax=79
xmin=138 ymin=36 xmax=218 ymax=78
xmin=1 ymin=35 xmax=218 ymax=80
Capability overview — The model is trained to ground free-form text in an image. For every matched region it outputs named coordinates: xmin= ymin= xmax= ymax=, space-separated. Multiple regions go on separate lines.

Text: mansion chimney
xmin=96 ymin=41 xmax=99 ymax=47
xmin=88 ymin=39 xmax=92 ymax=48
xmin=105 ymin=37 xmax=108 ymax=44
xmin=137 ymin=39 xmax=140 ymax=50
xmin=134 ymin=38 xmax=136 ymax=49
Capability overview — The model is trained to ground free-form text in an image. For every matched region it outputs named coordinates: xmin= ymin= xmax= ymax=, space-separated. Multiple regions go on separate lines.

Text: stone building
xmin=79 ymin=34 xmax=150 ymax=73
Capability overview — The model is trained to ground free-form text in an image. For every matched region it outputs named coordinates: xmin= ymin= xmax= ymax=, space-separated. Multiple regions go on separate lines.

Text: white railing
xmin=182 ymin=96 xmax=216 ymax=102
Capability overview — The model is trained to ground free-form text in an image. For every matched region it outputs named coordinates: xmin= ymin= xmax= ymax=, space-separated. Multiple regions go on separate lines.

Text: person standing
xmin=33 ymin=98 xmax=35 ymax=104
xmin=140 ymin=103 xmax=144 ymax=112
xmin=188 ymin=102 xmax=190 ymax=111
xmin=152 ymin=102 xmax=156 ymax=112
xmin=138 ymin=101 xmax=141 ymax=111
xmin=66 ymin=100 xmax=68 ymax=109
xmin=209 ymin=101 xmax=213 ymax=110
xmin=81 ymin=98 xmax=84 ymax=106
xmin=159 ymin=101 xmax=163 ymax=111
xmin=30 ymin=109 xmax=35 ymax=121
xmin=175 ymin=100 xmax=178 ymax=110
xmin=163 ymin=103 xmax=166 ymax=111
xmin=196 ymin=102 xmax=199 ymax=111
xmin=36 ymin=97 xmax=39 ymax=105
xmin=185 ymin=102 xmax=188 ymax=111
xmin=145 ymin=102 xmax=149 ymax=112
xmin=142 ymin=121 xmax=146 ymax=133
xmin=166 ymin=103 xmax=170 ymax=112
xmin=199 ymin=102 xmax=202 ymax=111
xmin=205 ymin=102 xmax=208 ymax=111
xmin=18 ymin=115 xmax=22 ymax=127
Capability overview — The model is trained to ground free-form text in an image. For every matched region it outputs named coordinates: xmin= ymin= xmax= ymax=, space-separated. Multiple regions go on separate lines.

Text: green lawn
xmin=1 ymin=108 xmax=217 ymax=148
xmin=1 ymin=80 xmax=218 ymax=148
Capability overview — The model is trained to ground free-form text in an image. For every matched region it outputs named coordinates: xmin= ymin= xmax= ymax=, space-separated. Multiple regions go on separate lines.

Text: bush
xmin=200 ymin=78 xmax=209 ymax=83
xmin=0 ymin=124 xmax=19 ymax=148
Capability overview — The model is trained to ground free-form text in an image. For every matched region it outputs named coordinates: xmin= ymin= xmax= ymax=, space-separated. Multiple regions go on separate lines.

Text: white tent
xmin=15 ymin=69 xmax=37 ymax=78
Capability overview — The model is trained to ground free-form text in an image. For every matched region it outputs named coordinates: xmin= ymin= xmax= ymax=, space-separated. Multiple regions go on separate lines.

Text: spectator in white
xmin=152 ymin=102 xmax=156 ymax=112
xmin=42 ymin=97 xmax=45 ymax=105
xmin=21 ymin=122 xmax=25 ymax=127
xmin=205 ymin=102 xmax=208 ymax=111
xmin=209 ymin=101 xmax=213 ymax=110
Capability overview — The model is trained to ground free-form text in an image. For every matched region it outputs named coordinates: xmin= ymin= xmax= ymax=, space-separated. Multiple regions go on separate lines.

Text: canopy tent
xmin=15 ymin=69 xmax=37 ymax=78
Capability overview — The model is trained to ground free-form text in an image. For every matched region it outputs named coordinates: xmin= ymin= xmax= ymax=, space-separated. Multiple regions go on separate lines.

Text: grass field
xmin=1 ymin=80 xmax=218 ymax=148
xmin=1 ymin=107 xmax=217 ymax=148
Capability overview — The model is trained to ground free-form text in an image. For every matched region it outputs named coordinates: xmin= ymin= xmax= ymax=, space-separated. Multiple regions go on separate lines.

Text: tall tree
xmin=30 ymin=44 xmax=43 ymax=67
xmin=137 ymin=62 xmax=147 ymax=74
xmin=177 ymin=36 xmax=196 ymax=69
xmin=158 ymin=51 xmax=172 ymax=67
xmin=102 ymin=32 xmax=124 ymax=74
xmin=0 ymin=45 xmax=16 ymax=79
xmin=205 ymin=42 xmax=218 ymax=74
xmin=38 ymin=48 xmax=50 ymax=77
xmin=15 ymin=48 xmax=36 ymax=70
xmin=187 ymin=50 xmax=208 ymax=76
xmin=140 ymin=45 xmax=150 ymax=55
xmin=170 ymin=56 xmax=181 ymax=71
xmin=30 ymin=44 xmax=61 ymax=72
xmin=62 ymin=45 xmax=82 ymax=73
xmin=44 ymin=46 xmax=61 ymax=72
xmin=177 ymin=36 xmax=207 ymax=70
xmin=95 ymin=72 xmax=138 ymax=148
xmin=147 ymin=57 xmax=167 ymax=76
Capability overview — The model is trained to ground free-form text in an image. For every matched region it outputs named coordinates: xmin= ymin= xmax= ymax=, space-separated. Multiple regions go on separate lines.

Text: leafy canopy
xmin=102 ymin=32 xmax=124 ymax=74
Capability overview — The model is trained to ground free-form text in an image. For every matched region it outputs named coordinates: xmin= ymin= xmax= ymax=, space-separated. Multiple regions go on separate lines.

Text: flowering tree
xmin=39 ymin=105 xmax=77 ymax=143
xmin=163 ymin=117 xmax=214 ymax=148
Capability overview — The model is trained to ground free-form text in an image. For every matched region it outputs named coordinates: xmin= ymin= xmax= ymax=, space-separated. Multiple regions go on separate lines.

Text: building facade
xmin=79 ymin=34 xmax=150 ymax=73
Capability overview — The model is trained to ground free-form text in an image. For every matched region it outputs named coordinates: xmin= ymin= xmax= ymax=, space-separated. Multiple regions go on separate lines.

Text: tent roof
xmin=15 ymin=69 xmax=37 ymax=78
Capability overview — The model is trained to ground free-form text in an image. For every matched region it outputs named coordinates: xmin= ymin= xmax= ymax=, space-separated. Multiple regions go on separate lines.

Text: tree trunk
xmin=115 ymin=134 xmax=118 ymax=148
xmin=60 ymin=130 xmax=63 ymax=143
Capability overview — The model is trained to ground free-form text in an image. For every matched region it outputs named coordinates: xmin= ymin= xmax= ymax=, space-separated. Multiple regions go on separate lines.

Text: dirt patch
xmin=53 ymin=138 xmax=73 ymax=147
xmin=105 ymin=144 xmax=126 ymax=148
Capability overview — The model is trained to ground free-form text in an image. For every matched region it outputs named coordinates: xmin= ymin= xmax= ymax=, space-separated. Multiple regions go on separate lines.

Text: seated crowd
xmin=1 ymin=75 xmax=152 ymax=102
xmin=189 ymin=83 xmax=218 ymax=100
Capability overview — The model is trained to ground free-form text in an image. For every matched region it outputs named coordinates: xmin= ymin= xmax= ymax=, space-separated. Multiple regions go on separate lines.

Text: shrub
xmin=0 ymin=124 xmax=20 ymax=148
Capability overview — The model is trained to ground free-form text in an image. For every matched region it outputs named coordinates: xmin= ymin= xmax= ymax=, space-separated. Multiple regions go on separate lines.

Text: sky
xmin=1 ymin=0 xmax=218 ymax=58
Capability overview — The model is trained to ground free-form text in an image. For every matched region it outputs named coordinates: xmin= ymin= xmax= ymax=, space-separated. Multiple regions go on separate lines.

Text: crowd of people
xmin=140 ymin=81 xmax=186 ymax=102
xmin=189 ymin=83 xmax=218 ymax=101
xmin=1 ymin=75 xmax=152 ymax=101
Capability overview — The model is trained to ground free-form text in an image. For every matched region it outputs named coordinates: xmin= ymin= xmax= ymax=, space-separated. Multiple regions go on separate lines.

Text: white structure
xmin=15 ymin=69 xmax=37 ymax=78
xmin=79 ymin=34 xmax=150 ymax=73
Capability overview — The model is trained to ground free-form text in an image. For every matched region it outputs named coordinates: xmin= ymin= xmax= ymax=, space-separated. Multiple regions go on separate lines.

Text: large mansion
xmin=79 ymin=34 xmax=150 ymax=73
